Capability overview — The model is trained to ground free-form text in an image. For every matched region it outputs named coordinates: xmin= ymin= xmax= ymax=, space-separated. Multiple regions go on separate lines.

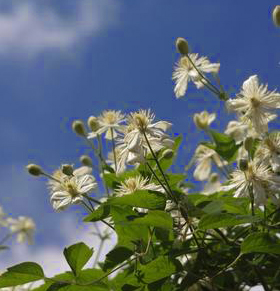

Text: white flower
xmin=114 ymin=109 xmax=173 ymax=175
xmin=202 ymin=173 xmax=222 ymax=195
xmin=172 ymin=54 xmax=220 ymax=98
xmin=223 ymin=160 xmax=280 ymax=205
xmin=193 ymin=145 xmax=225 ymax=181
xmin=255 ymin=133 xmax=280 ymax=172
xmin=115 ymin=175 xmax=165 ymax=197
xmin=193 ymin=111 xmax=216 ymax=130
xmin=224 ymin=120 xmax=248 ymax=144
xmin=94 ymin=110 xmax=125 ymax=140
xmin=226 ymin=75 xmax=280 ymax=134
xmin=125 ymin=109 xmax=173 ymax=153
xmin=48 ymin=166 xmax=97 ymax=211
xmin=7 ymin=216 xmax=35 ymax=244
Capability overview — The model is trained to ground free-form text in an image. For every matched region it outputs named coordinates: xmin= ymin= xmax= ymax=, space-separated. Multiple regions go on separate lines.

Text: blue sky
xmin=0 ymin=0 xmax=279 ymax=281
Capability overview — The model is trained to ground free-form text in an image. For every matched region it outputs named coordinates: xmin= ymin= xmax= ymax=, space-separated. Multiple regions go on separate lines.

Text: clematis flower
xmin=6 ymin=216 xmax=35 ymax=244
xmin=193 ymin=145 xmax=225 ymax=181
xmin=94 ymin=110 xmax=125 ymax=140
xmin=193 ymin=110 xmax=216 ymax=130
xmin=48 ymin=166 xmax=97 ymax=211
xmin=172 ymin=54 xmax=220 ymax=98
xmin=226 ymin=75 xmax=280 ymax=134
xmin=223 ymin=159 xmax=280 ymax=205
xmin=115 ymin=175 xmax=165 ymax=197
xmin=255 ymin=132 xmax=280 ymax=172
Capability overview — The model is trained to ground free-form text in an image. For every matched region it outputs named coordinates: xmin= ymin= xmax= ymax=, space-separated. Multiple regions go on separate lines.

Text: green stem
xmin=186 ymin=55 xmax=221 ymax=97
xmin=110 ymin=128 xmax=117 ymax=172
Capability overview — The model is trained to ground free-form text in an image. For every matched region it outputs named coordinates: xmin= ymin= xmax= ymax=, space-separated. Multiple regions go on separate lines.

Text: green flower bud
xmin=80 ymin=155 xmax=93 ymax=167
xmin=87 ymin=116 xmax=100 ymax=132
xmin=161 ymin=149 xmax=174 ymax=159
xmin=61 ymin=164 xmax=74 ymax=176
xmin=238 ymin=159 xmax=248 ymax=171
xmin=72 ymin=120 xmax=87 ymax=137
xmin=272 ymin=6 xmax=280 ymax=27
xmin=176 ymin=37 xmax=189 ymax=55
xmin=26 ymin=164 xmax=43 ymax=176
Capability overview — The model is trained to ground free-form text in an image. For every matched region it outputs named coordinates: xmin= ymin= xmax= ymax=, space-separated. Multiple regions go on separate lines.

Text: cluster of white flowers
xmin=172 ymin=38 xmax=280 ymax=207
xmin=88 ymin=109 xmax=174 ymax=175
xmin=0 ymin=205 xmax=35 ymax=245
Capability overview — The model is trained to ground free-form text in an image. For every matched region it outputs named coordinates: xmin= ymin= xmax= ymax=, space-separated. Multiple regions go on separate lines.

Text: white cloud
xmin=0 ymin=215 xmax=116 ymax=279
xmin=0 ymin=0 xmax=119 ymax=56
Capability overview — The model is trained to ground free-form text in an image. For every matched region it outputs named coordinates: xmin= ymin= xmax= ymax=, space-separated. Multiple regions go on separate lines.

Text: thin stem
xmin=110 ymin=128 xmax=117 ymax=172
xmin=186 ymin=54 xmax=221 ymax=97
xmin=249 ymin=184 xmax=255 ymax=217
xmin=41 ymin=172 xmax=61 ymax=183
xmin=88 ymin=257 xmax=137 ymax=285
xmin=82 ymin=194 xmax=101 ymax=205
xmin=143 ymin=131 xmax=177 ymax=203
xmin=81 ymin=200 xmax=92 ymax=213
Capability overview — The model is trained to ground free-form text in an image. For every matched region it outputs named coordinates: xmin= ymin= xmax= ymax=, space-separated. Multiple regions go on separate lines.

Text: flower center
xmin=64 ymin=180 xmax=79 ymax=197
xmin=133 ymin=114 xmax=148 ymax=131
xmin=250 ymin=97 xmax=260 ymax=108
xmin=103 ymin=111 xmax=117 ymax=124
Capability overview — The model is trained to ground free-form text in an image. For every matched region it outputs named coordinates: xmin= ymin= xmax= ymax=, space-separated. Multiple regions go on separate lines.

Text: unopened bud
xmin=209 ymin=173 xmax=219 ymax=183
xmin=238 ymin=159 xmax=248 ymax=171
xmin=26 ymin=164 xmax=43 ymax=176
xmin=272 ymin=6 xmax=280 ymax=27
xmin=87 ymin=116 xmax=100 ymax=132
xmin=61 ymin=164 xmax=74 ymax=176
xmin=80 ymin=155 xmax=93 ymax=167
xmin=161 ymin=149 xmax=174 ymax=159
xmin=176 ymin=37 xmax=189 ymax=55
xmin=72 ymin=120 xmax=87 ymax=137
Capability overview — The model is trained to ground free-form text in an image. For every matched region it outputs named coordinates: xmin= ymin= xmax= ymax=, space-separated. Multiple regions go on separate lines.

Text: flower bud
xmin=80 ymin=155 xmax=93 ymax=167
xmin=26 ymin=164 xmax=43 ymax=176
xmin=272 ymin=6 xmax=280 ymax=27
xmin=238 ymin=159 xmax=248 ymax=171
xmin=61 ymin=164 xmax=74 ymax=176
xmin=72 ymin=120 xmax=87 ymax=137
xmin=193 ymin=111 xmax=216 ymax=130
xmin=161 ymin=149 xmax=174 ymax=159
xmin=176 ymin=37 xmax=189 ymax=55
xmin=87 ymin=116 xmax=100 ymax=132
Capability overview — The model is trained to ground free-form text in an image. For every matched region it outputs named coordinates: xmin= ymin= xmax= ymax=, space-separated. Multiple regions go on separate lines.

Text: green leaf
xmin=241 ymin=232 xmax=280 ymax=255
xmin=46 ymin=282 xmax=70 ymax=291
xmin=208 ymin=130 xmax=240 ymax=162
xmin=129 ymin=210 xmax=173 ymax=230
xmin=0 ymin=262 xmax=44 ymax=288
xmin=139 ymin=256 xmax=180 ymax=284
xmin=109 ymin=190 xmax=166 ymax=210
xmin=103 ymin=246 xmax=133 ymax=271
xmin=111 ymin=205 xmax=149 ymax=249
xmin=34 ymin=269 xmax=108 ymax=291
xmin=198 ymin=213 xmax=261 ymax=230
xmin=83 ymin=204 xmax=110 ymax=222
xmin=166 ymin=173 xmax=186 ymax=188
xmin=63 ymin=242 xmax=93 ymax=276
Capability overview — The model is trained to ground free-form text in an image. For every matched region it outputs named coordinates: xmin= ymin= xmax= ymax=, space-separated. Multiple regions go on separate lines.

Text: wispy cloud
xmin=0 ymin=0 xmax=119 ymax=56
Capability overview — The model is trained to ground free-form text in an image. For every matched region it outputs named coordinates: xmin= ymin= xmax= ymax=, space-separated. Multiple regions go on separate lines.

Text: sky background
xmin=0 ymin=1 xmax=279 ymax=288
